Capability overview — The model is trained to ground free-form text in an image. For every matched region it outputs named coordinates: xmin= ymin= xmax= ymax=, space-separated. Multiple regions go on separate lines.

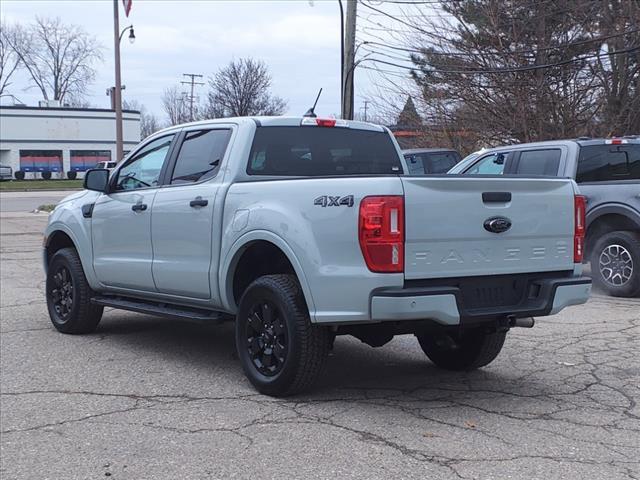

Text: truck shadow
xmin=94 ymin=311 xmax=555 ymax=406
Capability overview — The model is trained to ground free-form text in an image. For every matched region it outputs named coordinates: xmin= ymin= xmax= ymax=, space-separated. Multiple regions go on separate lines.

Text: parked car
xmin=95 ymin=160 xmax=118 ymax=170
xmin=43 ymin=117 xmax=590 ymax=396
xmin=0 ymin=164 xmax=12 ymax=181
xmin=402 ymin=148 xmax=462 ymax=174
xmin=450 ymin=137 xmax=640 ymax=297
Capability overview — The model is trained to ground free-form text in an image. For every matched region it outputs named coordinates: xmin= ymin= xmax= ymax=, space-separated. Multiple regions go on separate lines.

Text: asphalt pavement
xmin=1 ymin=213 xmax=638 ymax=480
xmin=0 ymin=190 xmax=74 ymax=213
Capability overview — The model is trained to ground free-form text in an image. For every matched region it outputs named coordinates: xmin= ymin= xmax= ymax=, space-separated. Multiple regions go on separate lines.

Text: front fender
xmin=45 ymin=192 xmax=101 ymax=290
xmin=219 ymin=229 xmax=317 ymax=320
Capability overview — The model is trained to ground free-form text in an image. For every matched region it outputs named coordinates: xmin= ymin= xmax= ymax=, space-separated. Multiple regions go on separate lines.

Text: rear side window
xmin=515 ymin=149 xmax=561 ymax=176
xmin=171 ymin=129 xmax=231 ymax=184
xmin=247 ymin=127 xmax=402 ymax=176
xmin=577 ymin=145 xmax=640 ymax=182
xmin=465 ymin=152 xmax=508 ymax=174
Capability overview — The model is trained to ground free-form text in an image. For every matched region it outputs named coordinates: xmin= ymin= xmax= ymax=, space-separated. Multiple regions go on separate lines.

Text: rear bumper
xmin=370 ymin=276 xmax=592 ymax=326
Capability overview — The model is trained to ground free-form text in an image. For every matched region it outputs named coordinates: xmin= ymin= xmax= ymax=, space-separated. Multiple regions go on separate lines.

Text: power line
xmin=359 ymin=45 xmax=640 ymax=75
xmin=358 ymin=28 xmax=640 ymax=58
xmin=181 ymin=73 xmax=204 ymax=122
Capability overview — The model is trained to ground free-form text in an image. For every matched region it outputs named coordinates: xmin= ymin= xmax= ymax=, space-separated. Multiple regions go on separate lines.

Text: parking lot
xmin=1 ymin=211 xmax=638 ymax=480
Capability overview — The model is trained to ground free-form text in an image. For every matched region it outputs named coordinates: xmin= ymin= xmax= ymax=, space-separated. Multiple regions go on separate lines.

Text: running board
xmin=91 ymin=296 xmax=230 ymax=323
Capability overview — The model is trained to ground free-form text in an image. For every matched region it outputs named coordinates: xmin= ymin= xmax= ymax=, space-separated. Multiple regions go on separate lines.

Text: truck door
xmin=92 ymin=134 xmax=176 ymax=291
xmin=150 ymin=127 xmax=232 ymax=301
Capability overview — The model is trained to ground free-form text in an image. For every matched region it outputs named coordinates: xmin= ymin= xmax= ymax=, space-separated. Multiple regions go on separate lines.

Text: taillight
xmin=359 ymin=196 xmax=404 ymax=273
xmin=574 ymin=195 xmax=586 ymax=262
xmin=300 ymin=117 xmax=348 ymax=127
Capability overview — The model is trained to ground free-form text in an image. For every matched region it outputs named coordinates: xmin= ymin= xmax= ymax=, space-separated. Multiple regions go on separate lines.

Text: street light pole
xmin=113 ymin=0 xmax=124 ymax=162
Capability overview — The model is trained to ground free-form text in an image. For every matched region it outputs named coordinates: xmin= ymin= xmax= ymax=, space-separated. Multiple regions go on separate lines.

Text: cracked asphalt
xmin=1 ymin=213 xmax=639 ymax=480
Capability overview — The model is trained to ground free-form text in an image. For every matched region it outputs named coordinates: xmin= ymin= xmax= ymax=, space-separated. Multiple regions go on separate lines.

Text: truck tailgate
xmin=401 ymin=176 xmax=576 ymax=280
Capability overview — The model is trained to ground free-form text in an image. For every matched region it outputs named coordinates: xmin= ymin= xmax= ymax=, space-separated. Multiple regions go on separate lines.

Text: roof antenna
xmin=303 ymin=88 xmax=322 ymax=118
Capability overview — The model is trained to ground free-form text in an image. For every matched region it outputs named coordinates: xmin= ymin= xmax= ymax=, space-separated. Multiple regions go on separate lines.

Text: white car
xmin=94 ymin=161 xmax=118 ymax=170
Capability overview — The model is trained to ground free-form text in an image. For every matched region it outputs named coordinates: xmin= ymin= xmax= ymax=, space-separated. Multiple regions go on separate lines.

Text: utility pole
xmin=112 ymin=0 xmax=124 ymax=162
xmin=363 ymin=100 xmax=369 ymax=122
xmin=342 ymin=0 xmax=357 ymax=120
xmin=181 ymin=73 xmax=204 ymax=122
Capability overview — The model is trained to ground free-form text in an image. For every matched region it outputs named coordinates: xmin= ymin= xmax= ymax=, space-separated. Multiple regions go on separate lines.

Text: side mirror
xmin=83 ymin=168 xmax=109 ymax=193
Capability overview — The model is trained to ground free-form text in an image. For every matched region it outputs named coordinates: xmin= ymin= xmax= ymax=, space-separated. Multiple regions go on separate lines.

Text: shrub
xmin=14 ymin=170 xmax=25 ymax=180
xmin=67 ymin=171 xmax=77 ymax=180
xmin=41 ymin=171 xmax=52 ymax=180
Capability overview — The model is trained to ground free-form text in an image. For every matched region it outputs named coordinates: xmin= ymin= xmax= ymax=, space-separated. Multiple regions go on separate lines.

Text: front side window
xmin=115 ymin=135 xmax=174 ymax=191
xmin=171 ymin=129 xmax=231 ymax=184
xmin=465 ymin=152 xmax=508 ymax=175
xmin=248 ymin=127 xmax=402 ymax=176
xmin=577 ymin=145 xmax=640 ymax=182
xmin=515 ymin=149 xmax=561 ymax=176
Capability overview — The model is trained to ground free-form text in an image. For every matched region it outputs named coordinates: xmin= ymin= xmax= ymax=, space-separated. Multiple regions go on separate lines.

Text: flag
xmin=122 ymin=0 xmax=132 ymax=17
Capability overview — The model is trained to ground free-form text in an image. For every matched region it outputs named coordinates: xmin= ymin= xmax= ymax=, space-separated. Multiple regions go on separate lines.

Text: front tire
xmin=416 ymin=329 xmax=506 ymax=371
xmin=235 ymin=274 xmax=330 ymax=396
xmin=46 ymin=247 xmax=103 ymax=334
xmin=590 ymin=230 xmax=640 ymax=298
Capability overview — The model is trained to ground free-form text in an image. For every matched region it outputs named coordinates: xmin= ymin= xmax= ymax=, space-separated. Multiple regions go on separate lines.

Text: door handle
xmin=190 ymin=197 xmax=208 ymax=208
xmin=131 ymin=203 xmax=147 ymax=212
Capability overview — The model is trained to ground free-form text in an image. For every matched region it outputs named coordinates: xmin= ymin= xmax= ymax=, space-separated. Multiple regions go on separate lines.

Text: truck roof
xmin=151 ymin=116 xmax=386 ymax=138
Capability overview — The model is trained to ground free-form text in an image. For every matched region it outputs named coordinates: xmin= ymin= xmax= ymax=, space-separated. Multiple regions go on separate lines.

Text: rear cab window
xmin=247 ymin=127 xmax=402 ymax=176
xmin=577 ymin=144 xmax=640 ymax=182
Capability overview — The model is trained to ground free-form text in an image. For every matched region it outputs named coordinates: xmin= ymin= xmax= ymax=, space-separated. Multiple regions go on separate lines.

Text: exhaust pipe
xmin=508 ymin=316 xmax=535 ymax=328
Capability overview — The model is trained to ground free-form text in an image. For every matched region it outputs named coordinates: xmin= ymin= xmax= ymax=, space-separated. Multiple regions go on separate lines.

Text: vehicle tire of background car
xmin=590 ymin=230 xmax=640 ymax=298
xmin=46 ymin=247 xmax=103 ymax=334
xmin=235 ymin=274 xmax=330 ymax=396
xmin=416 ymin=329 xmax=506 ymax=371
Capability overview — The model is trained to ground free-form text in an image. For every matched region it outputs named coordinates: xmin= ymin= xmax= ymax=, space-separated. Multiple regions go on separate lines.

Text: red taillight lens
xmin=574 ymin=195 xmax=586 ymax=262
xmin=359 ymin=196 xmax=404 ymax=273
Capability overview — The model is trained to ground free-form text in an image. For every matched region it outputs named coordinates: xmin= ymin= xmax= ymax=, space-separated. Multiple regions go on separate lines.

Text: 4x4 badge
xmin=484 ymin=216 xmax=512 ymax=234
xmin=314 ymin=195 xmax=354 ymax=207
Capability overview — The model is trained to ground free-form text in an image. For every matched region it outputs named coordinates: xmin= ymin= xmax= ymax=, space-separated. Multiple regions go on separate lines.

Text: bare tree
xmin=123 ymin=99 xmax=162 ymax=139
xmin=6 ymin=17 xmax=102 ymax=103
xmin=161 ymin=86 xmax=190 ymax=126
xmin=0 ymin=22 xmax=22 ymax=96
xmin=205 ymin=58 xmax=287 ymax=118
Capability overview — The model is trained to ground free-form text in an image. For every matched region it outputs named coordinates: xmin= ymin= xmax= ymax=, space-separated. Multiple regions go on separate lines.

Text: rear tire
xmin=235 ymin=274 xmax=330 ymax=396
xmin=46 ymin=247 xmax=103 ymax=334
xmin=416 ymin=329 xmax=506 ymax=371
xmin=590 ymin=230 xmax=640 ymax=298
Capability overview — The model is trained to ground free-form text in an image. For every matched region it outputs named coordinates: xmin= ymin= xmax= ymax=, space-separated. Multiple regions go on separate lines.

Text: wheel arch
xmin=220 ymin=230 xmax=316 ymax=319
xmin=585 ymin=205 xmax=640 ymax=256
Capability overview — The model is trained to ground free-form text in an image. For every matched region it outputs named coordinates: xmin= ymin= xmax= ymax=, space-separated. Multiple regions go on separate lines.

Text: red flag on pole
xmin=122 ymin=0 xmax=132 ymax=17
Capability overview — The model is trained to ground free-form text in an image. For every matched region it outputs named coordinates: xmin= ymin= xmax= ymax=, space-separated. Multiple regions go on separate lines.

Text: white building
xmin=0 ymin=105 xmax=141 ymax=179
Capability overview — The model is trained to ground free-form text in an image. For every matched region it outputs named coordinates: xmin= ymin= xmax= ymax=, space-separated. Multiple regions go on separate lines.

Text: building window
xmin=19 ymin=150 xmax=63 ymax=172
xmin=70 ymin=150 xmax=111 ymax=171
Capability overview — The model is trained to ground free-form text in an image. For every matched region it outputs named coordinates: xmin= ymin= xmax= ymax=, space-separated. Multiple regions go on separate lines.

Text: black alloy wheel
xmin=245 ymin=300 xmax=288 ymax=376
xmin=49 ymin=265 xmax=74 ymax=322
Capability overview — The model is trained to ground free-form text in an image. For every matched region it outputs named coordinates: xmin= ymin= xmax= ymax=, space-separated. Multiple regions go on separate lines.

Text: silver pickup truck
xmin=43 ymin=117 xmax=591 ymax=396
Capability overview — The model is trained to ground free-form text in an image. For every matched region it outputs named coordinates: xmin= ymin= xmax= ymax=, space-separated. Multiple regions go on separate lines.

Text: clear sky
xmin=1 ymin=0 xmax=415 ymax=121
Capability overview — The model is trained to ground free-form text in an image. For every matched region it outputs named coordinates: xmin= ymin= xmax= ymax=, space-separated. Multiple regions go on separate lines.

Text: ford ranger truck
xmin=43 ymin=117 xmax=592 ymax=396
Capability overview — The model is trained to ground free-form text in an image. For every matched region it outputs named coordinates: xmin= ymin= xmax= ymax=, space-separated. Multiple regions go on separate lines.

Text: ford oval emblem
xmin=484 ymin=216 xmax=512 ymax=234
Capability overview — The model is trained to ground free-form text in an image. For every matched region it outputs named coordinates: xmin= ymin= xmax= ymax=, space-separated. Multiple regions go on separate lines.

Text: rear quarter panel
xmin=219 ymin=176 xmax=405 ymax=323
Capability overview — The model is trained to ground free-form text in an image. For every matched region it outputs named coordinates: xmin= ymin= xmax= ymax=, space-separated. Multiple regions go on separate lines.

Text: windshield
xmin=247 ymin=127 xmax=402 ymax=176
